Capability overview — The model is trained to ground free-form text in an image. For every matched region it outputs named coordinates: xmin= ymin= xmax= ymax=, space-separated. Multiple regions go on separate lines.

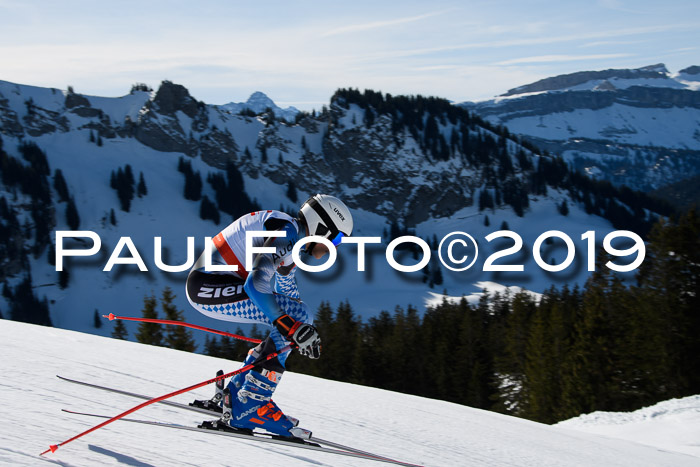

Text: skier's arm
xmin=274 ymin=267 xmax=299 ymax=298
xmin=243 ymin=220 xmax=299 ymax=322
xmin=243 ymin=236 xmax=286 ymax=323
xmin=243 ymin=224 xmax=321 ymax=358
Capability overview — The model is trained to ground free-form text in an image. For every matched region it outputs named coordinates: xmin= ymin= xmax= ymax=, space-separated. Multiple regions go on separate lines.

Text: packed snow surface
xmin=0 ymin=319 xmax=698 ymax=466
xmin=559 ymin=395 xmax=700 ymax=458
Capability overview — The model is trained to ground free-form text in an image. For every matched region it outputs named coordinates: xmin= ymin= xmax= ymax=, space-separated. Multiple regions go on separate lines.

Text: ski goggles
xmin=331 ymin=231 xmax=345 ymax=246
xmin=314 ymin=223 xmax=346 ymax=246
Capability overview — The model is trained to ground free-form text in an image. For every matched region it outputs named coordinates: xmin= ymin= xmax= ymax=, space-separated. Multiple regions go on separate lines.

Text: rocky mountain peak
xmin=246 ymin=91 xmax=276 ymax=108
xmin=638 ymin=63 xmax=669 ymax=73
xmin=64 ymin=91 xmax=91 ymax=109
xmin=502 ymin=64 xmax=670 ymax=96
xmin=219 ymin=92 xmax=299 ymax=122
xmin=678 ymin=65 xmax=700 ymax=77
xmin=151 ymin=80 xmax=199 ymax=118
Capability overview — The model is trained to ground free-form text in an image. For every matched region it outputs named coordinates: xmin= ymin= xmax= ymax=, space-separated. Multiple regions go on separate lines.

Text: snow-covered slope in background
xmin=1 ymin=319 xmax=698 ymax=467
xmin=558 ymin=395 xmax=700 ymax=459
xmin=464 ymin=64 xmax=700 ymax=191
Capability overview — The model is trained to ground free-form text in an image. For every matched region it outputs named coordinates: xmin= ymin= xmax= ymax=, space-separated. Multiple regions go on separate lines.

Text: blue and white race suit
xmin=186 ymin=210 xmax=312 ymax=365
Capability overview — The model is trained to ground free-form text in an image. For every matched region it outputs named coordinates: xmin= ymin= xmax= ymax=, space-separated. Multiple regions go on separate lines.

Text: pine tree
xmin=93 ymin=309 xmax=102 ymax=328
xmin=66 ymin=196 xmax=80 ymax=230
xmin=478 ymin=189 xmax=494 ymax=211
xmin=200 ymin=195 xmax=220 ymax=224
xmin=308 ymin=302 xmax=334 ymax=377
xmin=161 ymin=287 xmax=196 ymax=352
xmin=636 ymin=209 xmax=700 ymax=395
xmin=330 ymin=301 xmax=360 ymax=382
xmin=286 ymin=181 xmax=298 ymax=203
xmin=493 ymin=292 xmax=532 ymax=415
xmin=53 ymin=169 xmax=69 ymax=202
xmin=559 ymin=264 xmax=614 ymax=418
xmin=2 ymin=282 xmax=12 ymax=300
xmin=457 ymin=297 xmax=493 ymax=409
xmin=124 ymin=164 xmax=135 ymax=186
xmin=135 ymin=294 xmax=163 ymax=346
xmin=431 ymin=260 xmax=443 ymax=286
xmin=558 ymin=200 xmax=569 ymax=216
xmin=58 ymin=268 xmax=70 ymax=289
xmin=113 ymin=165 xmax=135 ymax=212
xmin=111 ymin=319 xmax=128 ymax=340
xmin=523 ymin=300 xmax=559 ymax=423
xmin=9 ymin=275 xmax=52 ymax=326
xmin=137 ymin=172 xmax=148 ymax=197
xmin=47 ymin=243 xmax=55 ymax=266
xmin=184 ymin=168 xmax=202 ymax=201
xmin=204 ymin=335 xmax=221 ymax=357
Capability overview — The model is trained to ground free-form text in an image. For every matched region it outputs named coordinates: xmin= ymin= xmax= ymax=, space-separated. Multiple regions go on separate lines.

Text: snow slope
xmin=0 ymin=319 xmax=698 ymax=467
xmin=559 ymin=395 xmax=700 ymax=458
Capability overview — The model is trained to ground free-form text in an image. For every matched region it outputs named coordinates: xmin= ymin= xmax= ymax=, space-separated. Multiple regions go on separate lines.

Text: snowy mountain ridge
xmin=464 ymin=64 xmax=700 ymax=191
xmin=0 ymin=77 xmax=661 ymax=343
xmin=1 ymin=318 xmax=698 ymax=466
xmin=499 ymin=64 xmax=698 ymax=97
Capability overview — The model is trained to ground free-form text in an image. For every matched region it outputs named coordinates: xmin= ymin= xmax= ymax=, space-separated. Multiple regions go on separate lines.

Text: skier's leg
xmin=224 ymin=294 xmax=309 ymax=391
xmin=228 ymin=296 xmax=313 ymax=436
xmin=186 ymin=255 xmax=312 ymax=435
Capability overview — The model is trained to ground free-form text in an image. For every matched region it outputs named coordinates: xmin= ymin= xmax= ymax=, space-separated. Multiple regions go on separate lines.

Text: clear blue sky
xmin=1 ymin=0 xmax=699 ymax=110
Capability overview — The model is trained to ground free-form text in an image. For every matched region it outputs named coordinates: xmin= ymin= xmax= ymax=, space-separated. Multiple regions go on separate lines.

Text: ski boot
xmin=228 ymin=337 xmax=300 ymax=428
xmin=205 ymin=386 xmax=310 ymax=440
xmin=226 ymin=338 xmax=305 ymax=438
xmin=229 ymin=369 xmax=311 ymax=439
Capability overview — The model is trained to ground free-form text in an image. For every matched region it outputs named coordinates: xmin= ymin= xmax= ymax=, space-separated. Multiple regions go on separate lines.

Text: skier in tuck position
xmin=185 ymin=194 xmax=353 ymax=439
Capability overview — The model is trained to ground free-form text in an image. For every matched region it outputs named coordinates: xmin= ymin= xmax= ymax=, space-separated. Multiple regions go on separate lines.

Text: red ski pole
xmin=103 ymin=314 xmax=262 ymax=344
xmin=40 ymin=343 xmax=295 ymax=456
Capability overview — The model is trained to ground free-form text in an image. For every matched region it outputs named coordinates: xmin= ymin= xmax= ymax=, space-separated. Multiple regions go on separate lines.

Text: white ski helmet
xmin=298 ymin=194 xmax=353 ymax=248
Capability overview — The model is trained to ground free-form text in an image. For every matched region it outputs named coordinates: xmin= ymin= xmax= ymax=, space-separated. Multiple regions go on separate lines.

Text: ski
xmin=57 ymin=375 xmax=422 ymax=466
xmin=57 ymin=375 xmax=218 ymax=417
xmin=62 ymin=409 xmax=423 ymax=467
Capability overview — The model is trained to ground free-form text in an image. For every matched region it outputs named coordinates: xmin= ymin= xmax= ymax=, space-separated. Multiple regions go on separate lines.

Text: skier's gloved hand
xmin=302 ymin=338 xmax=321 ymax=359
xmin=273 ymin=314 xmax=322 ymax=359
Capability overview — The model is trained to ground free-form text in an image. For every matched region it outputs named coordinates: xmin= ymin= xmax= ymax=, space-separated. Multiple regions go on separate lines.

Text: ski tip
xmin=103 ymin=313 xmax=116 ymax=321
